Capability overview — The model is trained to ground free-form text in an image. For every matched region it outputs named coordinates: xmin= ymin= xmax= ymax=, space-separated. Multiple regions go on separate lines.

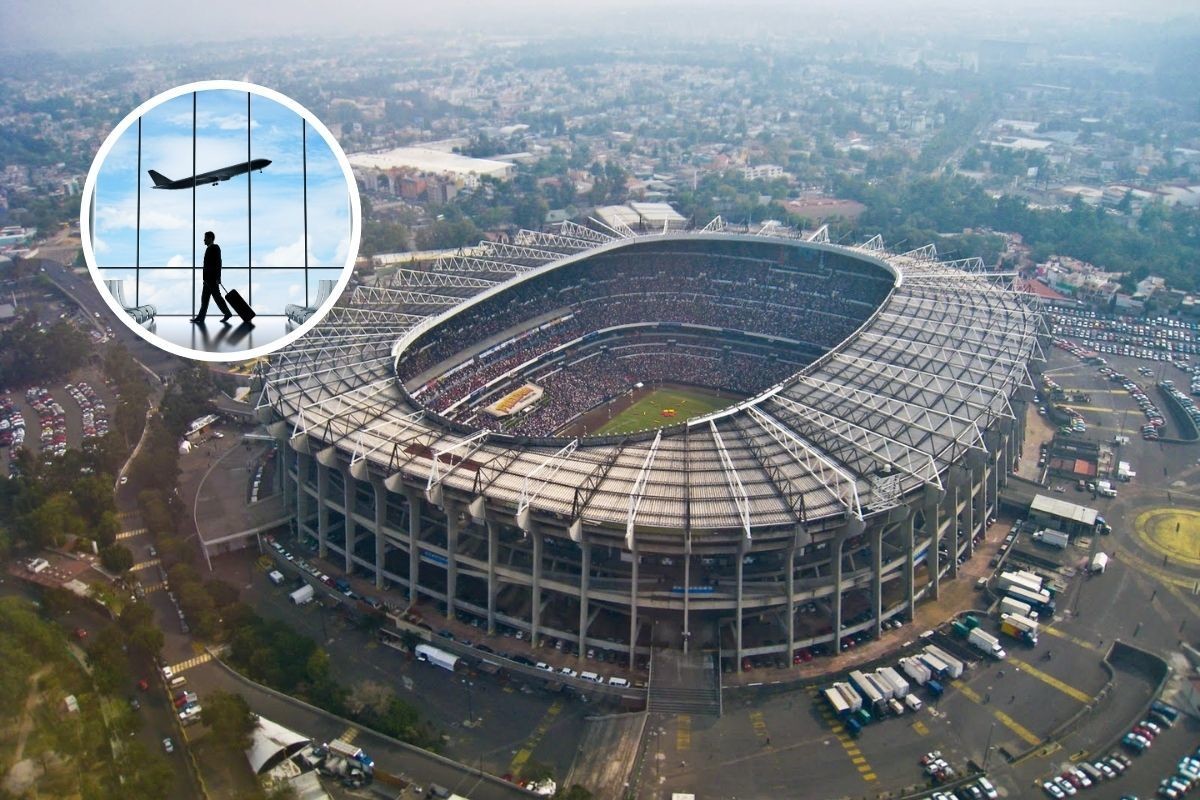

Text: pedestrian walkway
xmin=338 ymin=726 xmax=359 ymax=744
xmin=131 ymin=558 xmax=160 ymax=572
xmin=168 ymin=652 xmax=213 ymax=674
xmin=116 ymin=527 xmax=147 ymax=541
xmin=807 ymin=686 xmax=876 ymax=782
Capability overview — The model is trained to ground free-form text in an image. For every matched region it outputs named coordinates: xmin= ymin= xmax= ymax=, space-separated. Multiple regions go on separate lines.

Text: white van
xmin=267 ymin=570 xmax=285 ymax=586
xmin=904 ymin=694 xmax=923 ymax=712
xmin=168 ymin=676 xmax=188 ymax=690
xmin=607 ymin=676 xmax=630 ymax=688
xmin=579 ymin=671 xmax=602 ymax=684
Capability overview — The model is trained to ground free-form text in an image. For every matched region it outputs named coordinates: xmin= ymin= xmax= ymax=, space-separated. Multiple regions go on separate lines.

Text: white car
xmin=534 ymin=662 xmax=553 ymax=672
xmin=558 ymin=666 xmax=578 ymax=678
xmin=162 ymin=737 xmax=174 ymax=753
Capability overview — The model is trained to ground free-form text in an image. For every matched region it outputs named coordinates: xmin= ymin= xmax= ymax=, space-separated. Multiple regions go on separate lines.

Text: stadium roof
xmin=259 ymin=224 xmax=1040 ymax=538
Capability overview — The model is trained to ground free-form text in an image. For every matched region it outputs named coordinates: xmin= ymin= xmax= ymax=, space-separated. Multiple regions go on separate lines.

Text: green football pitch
xmin=593 ymin=386 xmax=733 ymax=436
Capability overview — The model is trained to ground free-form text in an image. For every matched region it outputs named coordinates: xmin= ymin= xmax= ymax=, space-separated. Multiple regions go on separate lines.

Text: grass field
xmin=593 ymin=386 xmax=733 ymax=436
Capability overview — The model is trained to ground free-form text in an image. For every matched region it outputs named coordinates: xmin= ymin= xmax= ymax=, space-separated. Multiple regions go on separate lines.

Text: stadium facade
xmin=257 ymin=222 xmax=1042 ymax=671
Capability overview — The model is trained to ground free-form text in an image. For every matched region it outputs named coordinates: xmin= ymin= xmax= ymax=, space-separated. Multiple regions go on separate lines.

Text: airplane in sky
xmin=147 ymin=158 xmax=272 ymax=189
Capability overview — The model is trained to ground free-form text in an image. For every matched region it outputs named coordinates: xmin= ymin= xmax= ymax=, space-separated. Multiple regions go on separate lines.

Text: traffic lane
xmin=238 ymin=559 xmax=584 ymax=776
xmin=181 ymin=659 xmax=532 ymax=800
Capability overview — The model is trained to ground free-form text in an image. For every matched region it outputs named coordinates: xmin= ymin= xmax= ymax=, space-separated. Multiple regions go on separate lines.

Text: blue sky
xmin=94 ymin=89 xmax=350 ymax=314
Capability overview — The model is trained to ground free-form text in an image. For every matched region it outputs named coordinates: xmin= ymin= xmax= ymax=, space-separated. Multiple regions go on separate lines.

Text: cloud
xmin=256 ymin=236 xmax=307 ymax=268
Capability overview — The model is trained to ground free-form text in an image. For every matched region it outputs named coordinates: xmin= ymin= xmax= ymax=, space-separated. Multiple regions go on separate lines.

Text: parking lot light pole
xmin=983 ymin=720 xmax=997 ymax=770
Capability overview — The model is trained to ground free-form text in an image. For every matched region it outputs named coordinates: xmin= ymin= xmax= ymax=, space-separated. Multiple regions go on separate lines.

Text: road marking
xmin=912 ymin=720 xmax=929 ymax=735
xmin=1008 ymin=657 xmax=1092 ymax=704
xmin=1040 ymin=625 xmax=1099 ymax=652
xmin=131 ymin=558 xmax=160 ymax=572
xmin=339 ymin=727 xmax=358 ymax=744
xmin=813 ymin=691 xmax=876 ymax=782
xmin=952 ymin=680 xmax=1041 ymax=746
xmin=748 ymin=710 xmax=771 ymax=747
xmin=140 ymin=581 xmax=166 ymax=594
xmin=116 ymin=527 xmax=147 ymax=541
xmin=168 ymin=652 xmax=213 ymax=674
xmin=676 ymin=713 xmax=691 ymax=752
xmin=118 ymin=511 xmax=138 ymax=522
xmin=508 ymin=700 xmax=563 ymax=778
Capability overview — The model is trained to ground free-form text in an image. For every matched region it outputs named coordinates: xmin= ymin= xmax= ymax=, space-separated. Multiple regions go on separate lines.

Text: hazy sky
xmin=94 ymin=89 xmax=349 ymax=315
xmin=3 ymin=0 xmax=1198 ymax=51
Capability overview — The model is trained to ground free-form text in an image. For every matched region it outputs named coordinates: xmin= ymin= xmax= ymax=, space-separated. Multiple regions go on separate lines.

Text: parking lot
xmin=1 ymin=370 xmax=115 ymax=475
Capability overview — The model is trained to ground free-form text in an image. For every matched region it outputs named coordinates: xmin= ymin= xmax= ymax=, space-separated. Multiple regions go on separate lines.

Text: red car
xmin=73 ymin=627 xmax=88 ymax=641
xmin=137 ymin=678 xmax=150 ymax=691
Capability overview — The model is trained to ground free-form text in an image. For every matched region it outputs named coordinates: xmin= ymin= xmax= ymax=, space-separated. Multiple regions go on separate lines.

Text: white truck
xmin=1090 ymin=552 xmax=1109 ymax=574
xmin=999 ymin=596 xmax=1037 ymax=620
xmin=923 ymin=645 xmax=964 ymax=679
xmin=833 ymin=681 xmax=863 ymax=712
xmin=967 ymin=628 xmax=1007 ymax=660
xmin=289 ymin=584 xmax=314 ymax=605
xmin=415 ymin=644 xmax=460 ymax=672
xmin=1096 ymin=480 xmax=1117 ymax=498
xmin=1032 ymin=529 xmax=1070 ymax=549
xmin=899 ymin=656 xmax=931 ymax=686
xmin=876 ymin=666 xmax=910 ymax=698
xmin=849 ymin=669 xmax=886 ymax=712
xmin=997 ymin=570 xmax=1044 ymax=595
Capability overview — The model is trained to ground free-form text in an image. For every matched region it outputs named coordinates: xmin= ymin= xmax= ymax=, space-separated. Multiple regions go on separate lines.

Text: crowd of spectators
xmin=397 ymin=245 xmax=891 ymax=382
xmin=462 ymin=340 xmax=801 ymax=437
xmin=400 ymin=245 xmax=892 ymax=434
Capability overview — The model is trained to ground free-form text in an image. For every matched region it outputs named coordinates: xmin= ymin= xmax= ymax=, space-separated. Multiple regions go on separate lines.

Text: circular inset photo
xmin=80 ymin=80 xmax=360 ymax=361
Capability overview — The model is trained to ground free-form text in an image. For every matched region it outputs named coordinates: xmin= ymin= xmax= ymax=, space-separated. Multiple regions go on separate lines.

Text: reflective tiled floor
xmin=142 ymin=315 xmax=295 ymax=355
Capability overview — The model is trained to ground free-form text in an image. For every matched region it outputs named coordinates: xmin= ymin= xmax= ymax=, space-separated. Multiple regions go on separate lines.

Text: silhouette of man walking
xmin=192 ymin=230 xmax=232 ymax=323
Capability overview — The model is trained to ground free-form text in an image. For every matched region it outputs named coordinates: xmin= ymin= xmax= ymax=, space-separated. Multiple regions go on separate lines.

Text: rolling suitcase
xmin=221 ymin=284 xmax=256 ymax=323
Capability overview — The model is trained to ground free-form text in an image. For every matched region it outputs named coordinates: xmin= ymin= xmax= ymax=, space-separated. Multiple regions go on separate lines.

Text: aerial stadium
xmin=256 ymin=218 xmax=1043 ymax=674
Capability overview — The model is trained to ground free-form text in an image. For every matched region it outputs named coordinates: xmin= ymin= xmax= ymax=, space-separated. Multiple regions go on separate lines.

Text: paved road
xmin=179 ymin=657 xmax=532 ymax=800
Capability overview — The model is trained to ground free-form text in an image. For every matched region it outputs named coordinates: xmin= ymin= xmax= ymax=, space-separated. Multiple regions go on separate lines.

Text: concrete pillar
xmin=786 ymin=544 xmax=796 ymax=665
xmin=406 ymin=489 xmax=421 ymax=603
xmin=372 ymin=477 xmax=386 ymax=589
xmin=871 ymin=526 xmax=883 ymax=639
xmin=964 ymin=468 xmax=976 ymax=559
xmin=735 ymin=542 xmax=744 ymax=672
xmin=342 ymin=470 xmax=356 ymax=574
xmin=682 ymin=546 xmax=690 ymax=654
xmin=295 ymin=452 xmax=309 ymax=541
xmin=281 ymin=441 xmax=296 ymax=515
xmin=904 ymin=511 xmax=916 ymax=619
xmin=445 ymin=504 xmax=459 ymax=620
xmin=926 ymin=490 xmax=941 ymax=600
xmin=998 ymin=432 xmax=1009 ymax=491
xmin=831 ymin=535 xmax=844 ymax=653
xmin=486 ymin=519 xmax=498 ymax=635
xmin=316 ymin=461 xmax=329 ymax=560
xmin=628 ymin=538 xmax=639 ymax=669
xmin=578 ymin=540 xmax=591 ymax=660
xmin=946 ymin=482 xmax=959 ymax=580
xmin=531 ymin=531 xmax=543 ymax=647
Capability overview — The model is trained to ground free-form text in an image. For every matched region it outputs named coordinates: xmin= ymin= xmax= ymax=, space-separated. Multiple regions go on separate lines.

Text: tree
xmin=346 ymin=680 xmax=392 ymax=717
xmin=202 ymin=690 xmax=256 ymax=752
xmin=86 ymin=627 xmax=129 ymax=694
xmin=120 ymin=601 xmax=164 ymax=660
xmin=554 ymin=786 xmax=594 ymax=800
xmin=115 ymin=741 xmax=174 ymax=800
xmin=100 ymin=543 xmax=134 ymax=574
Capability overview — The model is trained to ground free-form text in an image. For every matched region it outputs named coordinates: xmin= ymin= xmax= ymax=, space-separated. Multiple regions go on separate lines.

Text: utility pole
xmin=983 ymin=720 xmax=997 ymax=769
